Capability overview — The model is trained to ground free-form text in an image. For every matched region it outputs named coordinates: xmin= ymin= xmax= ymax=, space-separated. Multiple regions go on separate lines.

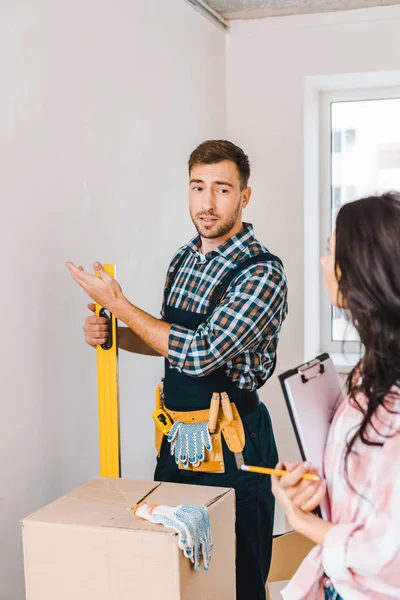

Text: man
xmin=67 ymin=140 xmax=288 ymax=600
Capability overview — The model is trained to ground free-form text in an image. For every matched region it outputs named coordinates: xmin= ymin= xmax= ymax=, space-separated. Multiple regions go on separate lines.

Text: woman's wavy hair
xmin=335 ymin=192 xmax=400 ymax=483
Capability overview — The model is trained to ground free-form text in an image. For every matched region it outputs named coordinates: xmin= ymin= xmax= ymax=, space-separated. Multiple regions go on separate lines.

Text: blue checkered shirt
xmin=162 ymin=223 xmax=288 ymax=391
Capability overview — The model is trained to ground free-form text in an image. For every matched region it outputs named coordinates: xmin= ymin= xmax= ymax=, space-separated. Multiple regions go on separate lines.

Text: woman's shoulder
xmin=329 ymin=385 xmax=400 ymax=434
xmin=334 ymin=385 xmax=400 ymax=443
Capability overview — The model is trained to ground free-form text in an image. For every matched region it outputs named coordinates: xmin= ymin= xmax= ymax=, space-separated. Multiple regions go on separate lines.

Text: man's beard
xmin=190 ymin=203 xmax=241 ymax=240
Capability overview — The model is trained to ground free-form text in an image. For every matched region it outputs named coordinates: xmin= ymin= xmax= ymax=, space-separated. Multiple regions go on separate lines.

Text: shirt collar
xmin=187 ymin=223 xmax=255 ymax=263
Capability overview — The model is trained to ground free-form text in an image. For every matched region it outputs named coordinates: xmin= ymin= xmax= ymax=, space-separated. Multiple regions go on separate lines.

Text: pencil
xmin=241 ymin=464 xmax=320 ymax=482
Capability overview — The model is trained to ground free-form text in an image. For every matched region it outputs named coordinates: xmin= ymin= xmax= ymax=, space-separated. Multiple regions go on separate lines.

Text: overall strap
xmin=208 ymin=251 xmax=283 ymax=387
xmin=164 ymin=249 xmax=190 ymax=303
xmin=208 ymin=252 xmax=283 ymax=313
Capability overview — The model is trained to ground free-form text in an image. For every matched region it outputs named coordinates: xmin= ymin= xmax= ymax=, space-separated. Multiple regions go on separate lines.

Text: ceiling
xmin=206 ymin=0 xmax=400 ymax=19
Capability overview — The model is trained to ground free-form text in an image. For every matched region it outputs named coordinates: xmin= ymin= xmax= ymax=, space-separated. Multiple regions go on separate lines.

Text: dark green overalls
xmin=154 ymin=252 xmax=280 ymax=600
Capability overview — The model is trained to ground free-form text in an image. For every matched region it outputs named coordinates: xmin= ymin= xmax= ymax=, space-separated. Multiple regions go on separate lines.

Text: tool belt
xmin=154 ymin=385 xmax=247 ymax=474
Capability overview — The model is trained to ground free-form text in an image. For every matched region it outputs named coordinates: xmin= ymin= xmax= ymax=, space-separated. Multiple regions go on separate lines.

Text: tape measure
xmin=152 ymin=409 xmax=173 ymax=435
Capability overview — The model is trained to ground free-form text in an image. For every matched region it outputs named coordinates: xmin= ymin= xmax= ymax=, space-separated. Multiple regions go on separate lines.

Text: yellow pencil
xmin=241 ymin=464 xmax=320 ymax=482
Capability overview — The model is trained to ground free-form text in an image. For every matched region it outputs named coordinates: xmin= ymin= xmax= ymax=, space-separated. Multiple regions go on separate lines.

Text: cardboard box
xmin=266 ymin=581 xmax=289 ymax=600
xmin=266 ymin=530 xmax=315 ymax=599
xmin=267 ymin=530 xmax=315 ymax=583
xmin=21 ymin=477 xmax=236 ymax=600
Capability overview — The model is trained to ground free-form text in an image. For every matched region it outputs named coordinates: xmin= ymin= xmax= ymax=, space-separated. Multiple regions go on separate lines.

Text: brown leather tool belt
xmin=155 ymin=388 xmax=259 ymax=473
xmin=164 ymin=403 xmax=244 ymax=473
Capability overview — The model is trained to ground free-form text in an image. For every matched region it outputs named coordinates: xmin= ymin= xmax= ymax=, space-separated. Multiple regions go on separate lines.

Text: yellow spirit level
xmin=95 ymin=264 xmax=120 ymax=477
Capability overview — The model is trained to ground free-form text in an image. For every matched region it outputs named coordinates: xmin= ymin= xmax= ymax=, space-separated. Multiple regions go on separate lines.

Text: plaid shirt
xmin=161 ymin=223 xmax=288 ymax=391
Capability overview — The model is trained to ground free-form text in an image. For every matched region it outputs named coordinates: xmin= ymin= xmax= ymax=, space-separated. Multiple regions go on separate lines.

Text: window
xmin=345 ymin=185 xmax=357 ymax=202
xmin=345 ymin=129 xmax=356 ymax=148
xmin=320 ymin=88 xmax=400 ymax=354
xmin=331 ymin=186 xmax=342 ymax=224
xmin=332 ymin=186 xmax=342 ymax=208
xmin=332 ymin=131 xmax=342 ymax=153
xmin=332 ymin=129 xmax=358 ymax=153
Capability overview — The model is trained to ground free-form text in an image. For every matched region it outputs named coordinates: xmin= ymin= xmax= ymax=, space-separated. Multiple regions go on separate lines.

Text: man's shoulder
xmin=166 ymin=240 xmax=193 ymax=273
xmin=247 ymin=236 xmax=271 ymax=257
xmin=233 ymin=240 xmax=286 ymax=287
xmin=245 ymin=239 xmax=285 ymax=270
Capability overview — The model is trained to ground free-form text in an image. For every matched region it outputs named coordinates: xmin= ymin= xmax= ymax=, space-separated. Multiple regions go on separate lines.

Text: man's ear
xmin=241 ymin=187 xmax=252 ymax=209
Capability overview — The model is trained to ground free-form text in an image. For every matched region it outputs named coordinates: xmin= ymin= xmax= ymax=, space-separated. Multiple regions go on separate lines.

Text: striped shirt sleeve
xmin=167 ymin=262 xmax=287 ymax=377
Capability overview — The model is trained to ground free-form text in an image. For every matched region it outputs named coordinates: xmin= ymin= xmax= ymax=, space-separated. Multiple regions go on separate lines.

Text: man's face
xmin=189 ymin=160 xmax=250 ymax=240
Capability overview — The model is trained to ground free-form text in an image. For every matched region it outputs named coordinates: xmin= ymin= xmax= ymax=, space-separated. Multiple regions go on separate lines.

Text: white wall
xmin=226 ymin=4 xmax=400 ymax=458
xmin=0 ymin=1 xmax=225 ymax=598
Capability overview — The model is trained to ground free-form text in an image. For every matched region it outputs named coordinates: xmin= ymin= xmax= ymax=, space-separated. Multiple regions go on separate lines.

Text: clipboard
xmin=279 ymin=353 xmax=344 ymax=520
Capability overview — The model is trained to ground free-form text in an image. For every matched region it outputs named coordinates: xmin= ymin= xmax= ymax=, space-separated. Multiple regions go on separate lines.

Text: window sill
xmin=330 ymin=352 xmax=361 ymax=374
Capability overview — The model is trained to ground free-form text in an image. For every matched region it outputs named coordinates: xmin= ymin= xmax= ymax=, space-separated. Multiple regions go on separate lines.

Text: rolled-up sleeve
xmin=168 ymin=263 xmax=287 ymax=377
xmin=322 ymin=434 xmax=400 ymax=592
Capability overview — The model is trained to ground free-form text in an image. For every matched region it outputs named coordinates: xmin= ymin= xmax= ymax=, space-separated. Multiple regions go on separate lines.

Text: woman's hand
xmin=271 ymin=461 xmax=329 ymax=539
xmin=271 ymin=461 xmax=334 ymax=545
xmin=272 ymin=461 xmax=326 ymax=513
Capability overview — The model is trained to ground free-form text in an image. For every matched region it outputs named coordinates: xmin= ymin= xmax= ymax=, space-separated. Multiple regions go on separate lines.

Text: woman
xmin=272 ymin=192 xmax=400 ymax=599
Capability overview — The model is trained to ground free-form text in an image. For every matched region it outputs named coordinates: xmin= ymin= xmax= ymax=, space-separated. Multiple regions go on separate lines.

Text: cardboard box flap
xmin=68 ymin=477 xmax=160 ymax=505
xmin=100 ymin=482 xmax=233 ymax=533
xmin=148 ymin=481 xmax=232 ymax=508
xmin=22 ymin=478 xmax=161 ymax=528
xmin=21 ymin=478 xmax=233 ymax=534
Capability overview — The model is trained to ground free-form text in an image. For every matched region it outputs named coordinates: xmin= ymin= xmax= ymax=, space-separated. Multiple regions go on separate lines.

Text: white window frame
xmin=304 ymin=71 xmax=400 ymax=371
xmin=319 ymin=86 xmax=400 ymax=356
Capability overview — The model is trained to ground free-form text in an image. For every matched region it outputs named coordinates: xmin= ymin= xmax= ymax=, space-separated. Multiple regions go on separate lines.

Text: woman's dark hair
xmin=335 ymin=192 xmax=400 ymax=485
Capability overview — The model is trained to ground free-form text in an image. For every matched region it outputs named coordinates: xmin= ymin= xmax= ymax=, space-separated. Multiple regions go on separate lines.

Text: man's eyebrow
xmin=189 ymin=179 xmax=234 ymax=188
xmin=215 ymin=181 xmax=233 ymax=187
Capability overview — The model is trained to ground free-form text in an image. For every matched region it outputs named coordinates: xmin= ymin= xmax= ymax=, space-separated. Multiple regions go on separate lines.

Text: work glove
xmin=134 ymin=503 xmax=213 ymax=571
xmin=167 ymin=421 xmax=213 ymax=468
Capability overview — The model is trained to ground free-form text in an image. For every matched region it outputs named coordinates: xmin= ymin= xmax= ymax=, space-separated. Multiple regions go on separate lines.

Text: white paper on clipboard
xmin=279 ymin=353 xmax=344 ymax=520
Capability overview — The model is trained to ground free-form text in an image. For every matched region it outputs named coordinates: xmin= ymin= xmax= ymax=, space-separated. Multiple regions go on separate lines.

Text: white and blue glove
xmin=167 ymin=421 xmax=213 ymax=468
xmin=134 ymin=503 xmax=213 ymax=571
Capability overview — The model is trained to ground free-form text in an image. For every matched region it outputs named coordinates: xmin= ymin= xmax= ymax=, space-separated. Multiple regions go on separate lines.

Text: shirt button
xmin=250 ymin=432 xmax=256 ymax=439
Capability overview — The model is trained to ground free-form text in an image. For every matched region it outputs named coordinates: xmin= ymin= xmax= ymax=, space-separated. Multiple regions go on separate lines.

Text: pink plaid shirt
xmin=282 ymin=388 xmax=400 ymax=600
